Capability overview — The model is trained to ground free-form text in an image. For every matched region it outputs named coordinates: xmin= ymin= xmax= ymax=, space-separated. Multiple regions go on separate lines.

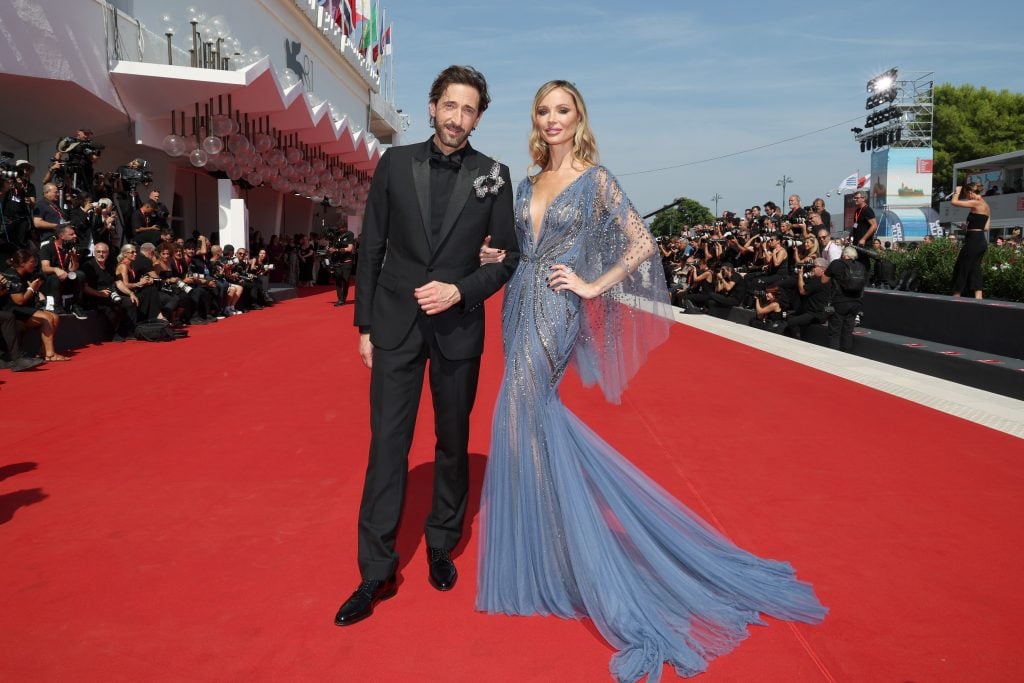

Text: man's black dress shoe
xmin=333 ymin=576 xmax=397 ymax=626
xmin=427 ymin=547 xmax=457 ymax=591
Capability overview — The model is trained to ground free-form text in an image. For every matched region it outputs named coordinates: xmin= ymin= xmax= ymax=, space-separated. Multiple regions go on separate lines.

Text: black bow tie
xmin=429 ymin=150 xmax=462 ymax=171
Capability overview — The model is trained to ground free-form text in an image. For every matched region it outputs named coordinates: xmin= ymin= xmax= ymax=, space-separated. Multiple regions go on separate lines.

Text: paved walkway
xmin=673 ymin=309 xmax=1024 ymax=440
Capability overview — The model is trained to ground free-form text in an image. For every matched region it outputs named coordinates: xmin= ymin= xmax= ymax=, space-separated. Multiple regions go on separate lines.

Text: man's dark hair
xmin=143 ymin=200 xmax=158 ymax=210
xmin=428 ymin=65 xmax=490 ymax=113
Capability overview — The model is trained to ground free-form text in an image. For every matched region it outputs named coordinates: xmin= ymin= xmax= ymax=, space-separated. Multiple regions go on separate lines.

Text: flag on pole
xmin=359 ymin=1 xmax=378 ymax=56
xmin=341 ymin=0 xmax=354 ymax=35
xmin=383 ymin=24 xmax=392 ymax=55
xmin=837 ymin=173 xmax=871 ymax=193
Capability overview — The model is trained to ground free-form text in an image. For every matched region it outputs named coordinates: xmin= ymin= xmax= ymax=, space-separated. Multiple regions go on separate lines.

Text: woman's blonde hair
xmin=528 ymin=80 xmax=598 ymax=178
xmin=963 ymin=181 xmax=983 ymax=198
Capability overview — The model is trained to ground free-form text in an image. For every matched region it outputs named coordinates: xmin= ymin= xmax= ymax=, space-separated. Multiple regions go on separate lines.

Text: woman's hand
xmin=478 ymin=235 xmax=505 ymax=265
xmin=547 ymin=264 xmax=597 ymax=299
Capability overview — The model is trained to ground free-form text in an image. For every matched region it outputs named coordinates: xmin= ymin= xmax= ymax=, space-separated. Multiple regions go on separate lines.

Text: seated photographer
xmin=749 ymin=285 xmax=788 ymax=334
xmin=116 ymin=243 xmax=164 ymax=324
xmin=183 ymin=238 xmax=223 ymax=320
xmin=249 ymin=248 xmax=276 ymax=305
xmin=81 ymin=241 xmax=130 ymax=340
xmin=209 ymin=244 xmax=244 ymax=315
xmin=231 ymin=246 xmax=267 ymax=311
xmin=153 ymin=243 xmax=193 ymax=326
xmin=679 ymin=257 xmax=714 ymax=312
xmin=39 ymin=224 xmax=87 ymax=319
xmin=786 ymin=258 xmax=830 ymax=340
xmin=0 ymin=274 xmax=45 ymax=371
xmin=707 ymin=262 xmax=747 ymax=316
xmin=792 ymin=235 xmax=820 ymax=269
xmin=169 ymin=243 xmax=215 ymax=324
xmin=2 ymin=250 xmax=66 ymax=361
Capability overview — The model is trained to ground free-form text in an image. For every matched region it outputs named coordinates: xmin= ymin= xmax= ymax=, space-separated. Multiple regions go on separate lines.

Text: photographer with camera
xmin=2 ymin=159 xmax=37 ymax=248
xmin=849 ymin=191 xmax=877 ymax=272
xmin=147 ymin=190 xmax=170 ymax=233
xmin=786 ymin=258 xmax=831 ymax=341
xmin=81 ymin=241 xmax=130 ymax=340
xmin=209 ymin=244 xmax=244 ymax=315
xmin=707 ymin=262 xmax=748 ymax=317
xmin=809 ymin=198 xmax=831 ymax=231
xmin=54 ymin=129 xmax=102 ymax=195
xmin=749 ymin=285 xmax=788 ymax=334
xmin=786 ymin=194 xmax=807 ymax=226
xmin=229 ymin=246 xmax=267 ymax=311
xmin=39 ymin=224 xmax=87 ymax=319
xmin=821 ymin=246 xmax=867 ymax=353
xmin=2 ymin=249 xmax=66 ymax=361
xmin=0 ymin=272 xmax=45 ymax=371
xmin=327 ymin=226 xmax=356 ymax=306
xmin=130 ymin=201 xmax=161 ymax=246
xmin=183 ymin=237 xmax=223 ymax=320
xmin=167 ymin=243 xmax=214 ymax=324
xmin=679 ymin=256 xmax=715 ymax=313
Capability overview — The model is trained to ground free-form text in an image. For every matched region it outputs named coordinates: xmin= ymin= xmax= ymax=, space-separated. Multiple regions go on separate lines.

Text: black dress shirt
xmin=428 ymin=138 xmax=469 ymax=246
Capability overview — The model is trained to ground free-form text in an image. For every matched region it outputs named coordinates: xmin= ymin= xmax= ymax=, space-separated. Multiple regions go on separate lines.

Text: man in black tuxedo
xmin=334 ymin=65 xmax=519 ymax=626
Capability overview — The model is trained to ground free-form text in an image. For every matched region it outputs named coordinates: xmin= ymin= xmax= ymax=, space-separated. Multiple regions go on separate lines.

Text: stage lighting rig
xmin=867 ymin=68 xmax=898 ymax=94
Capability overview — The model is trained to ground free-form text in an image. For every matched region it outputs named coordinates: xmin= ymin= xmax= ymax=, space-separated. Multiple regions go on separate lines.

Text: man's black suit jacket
xmin=354 ymin=140 xmax=519 ymax=360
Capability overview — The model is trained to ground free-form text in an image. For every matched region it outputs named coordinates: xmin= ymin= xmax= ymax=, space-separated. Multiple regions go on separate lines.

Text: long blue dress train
xmin=476 ymin=166 xmax=827 ymax=682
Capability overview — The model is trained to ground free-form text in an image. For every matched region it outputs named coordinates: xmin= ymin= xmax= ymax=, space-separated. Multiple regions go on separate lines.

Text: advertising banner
xmin=869 ymin=148 xmax=934 ymax=211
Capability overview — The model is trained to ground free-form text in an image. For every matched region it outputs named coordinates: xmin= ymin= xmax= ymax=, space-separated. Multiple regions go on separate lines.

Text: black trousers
xmin=43 ymin=270 xmax=85 ymax=307
xmin=357 ymin=313 xmax=481 ymax=580
xmin=334 ymin=262 xmax=354 ymax=303
xmin=785 ymin=311 xmax=826 ymax=340
xmin=827 ymin=300 xmax=861 ymax=352
xmin=0 ymin=310 xmax=25 ymax=361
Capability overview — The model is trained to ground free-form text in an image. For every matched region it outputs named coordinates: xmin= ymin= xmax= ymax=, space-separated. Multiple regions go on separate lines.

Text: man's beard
xmin=434 ymin=120 xmax=471 ymax=150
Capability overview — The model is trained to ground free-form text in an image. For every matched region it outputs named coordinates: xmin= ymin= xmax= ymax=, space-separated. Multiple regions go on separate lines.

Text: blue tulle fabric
xmin=476 ymin=167 xmax=827 ymax=682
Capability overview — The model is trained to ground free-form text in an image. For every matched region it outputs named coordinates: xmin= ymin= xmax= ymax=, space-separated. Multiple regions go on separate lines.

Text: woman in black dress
xmin=2 ymin=250 xmax=66 ymax=361
xmin=297 ymin=235 xmax=315 ymax=287
xmin=950 ymin=181 xmax=990 ymax=298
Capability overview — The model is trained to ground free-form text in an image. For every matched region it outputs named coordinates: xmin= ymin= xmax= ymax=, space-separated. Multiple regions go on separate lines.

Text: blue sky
xmin=381 ymin=0 xmax=1024 ymax=219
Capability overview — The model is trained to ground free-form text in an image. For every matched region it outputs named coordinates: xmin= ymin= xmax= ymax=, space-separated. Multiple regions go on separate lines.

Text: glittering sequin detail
xmin=477 ymin=166 xmax=826 ymax=682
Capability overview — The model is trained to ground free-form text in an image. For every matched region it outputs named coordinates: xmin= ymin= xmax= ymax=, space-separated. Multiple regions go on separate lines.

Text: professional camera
xmin=57 ymin=135 xmax=104 ymax=160
xmin=0 ymin=269 xmax=27 ymax=294
xmin=782 ymin=237 xmax=803 ymax=248
xmin=851 ymin=244 xmax=882 ymax=260
xmin=108 ymin=288 xmax=123 ymax=303
xmin=0 ymin=151 xmax=18 ymax=180
xmin=175 ymin=279 xmax=193 ymax=294
xmin=116 ymin=159 xmax=154 ymax=187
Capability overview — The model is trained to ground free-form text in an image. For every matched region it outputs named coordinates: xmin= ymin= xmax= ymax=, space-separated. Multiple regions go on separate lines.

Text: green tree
xmin=649 ymin=197 xmax=715 ymax=236
xmin=933 ymin=84 xmax=1024 ymax=204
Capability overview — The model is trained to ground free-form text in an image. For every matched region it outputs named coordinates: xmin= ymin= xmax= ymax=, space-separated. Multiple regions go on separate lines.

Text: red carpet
xmin=2 ymin=291 xmax=1022 ymax=681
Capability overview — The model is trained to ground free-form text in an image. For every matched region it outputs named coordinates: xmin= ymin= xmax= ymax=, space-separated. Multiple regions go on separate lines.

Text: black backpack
xmin=134 ymin=320 xmax=179 ymax=342
xmin=838 ymin=260 xmax=867 ymax=296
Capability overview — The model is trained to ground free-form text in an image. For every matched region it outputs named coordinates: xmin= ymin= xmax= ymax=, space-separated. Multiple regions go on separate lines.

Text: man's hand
xmin=358 ymin=332 xmax=373 ymax=369
xmin=56 ymin=268 xmax=68 ymax=282
xmin=414 ymin=281 xmax=461 ymax=315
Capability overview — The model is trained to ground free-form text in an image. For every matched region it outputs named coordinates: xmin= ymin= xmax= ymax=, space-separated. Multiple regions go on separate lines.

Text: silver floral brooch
xmin=473 ymin=162 xmax=505 ymax=198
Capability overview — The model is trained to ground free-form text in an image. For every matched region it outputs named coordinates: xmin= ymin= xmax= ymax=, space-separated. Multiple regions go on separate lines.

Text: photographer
xmin=679 ymin=256 xmax=714 ymax=313
xmin=810 ymin=198 xmax=831 ymax=231
xmin=147 ymin=190 xmax=170 ymax=232
xmin=39 ymin=224 xmax=87 ymax=319
xmin=154 ymin=243 xmax=193 ymax=325
xmin=31 ymin=183 xmax=68 ymax=246
xmin=786 ymin=194 xmax=807 ymax=225
xmin=2 ymin=250 xmax=65 ymax=361
xmin=91 ymin=197 xmax=120 ymax=249
xmin=183 ymin=237 xmax=223 ymax=320
xmin=707 ymin=262 xmax=748 ymax=317
xmin=821 ymin=246 xmax=867 ymax=353
xmin=130 ymin=201 xmax=160 ymax=246
xmin=0 ymin=273 xmax=44 ymax=371
xmin=209 ymin=244 xmax=244 ymax=315
xmin=328 ymin=226 xmax=356 ymax=306
xmin=2 ymin=160 xmax=37 ymax=248
xmin=849 ymin=191 xmax=877 ymax=272
xmin=168 ymin=243 xmax=214 ymax=324
xmin=787 ymin=258 xmax=830 ymax=341
xmin=749 ymin=285 xmax=788 ymax=334
xmin=816 ymin=228 xmax=842 ymax=264
xmin=54 ymin=129 xmax=101 ymax=194
xmin=231 ymin=246 xmax=267 ymax=311
xmin=81 ymin=241 xmax=129 ymax=340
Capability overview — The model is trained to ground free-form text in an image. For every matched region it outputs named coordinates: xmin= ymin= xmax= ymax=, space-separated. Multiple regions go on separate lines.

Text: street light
xmin=710 ymin=193 xmax=723 ymax=217
xmin=776 ymin=175 xmax=793 ymax=207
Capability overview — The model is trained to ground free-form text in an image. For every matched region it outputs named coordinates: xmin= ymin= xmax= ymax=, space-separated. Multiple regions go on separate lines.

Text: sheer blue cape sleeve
xmin=572 ymin=167 xmax=675 ymax=404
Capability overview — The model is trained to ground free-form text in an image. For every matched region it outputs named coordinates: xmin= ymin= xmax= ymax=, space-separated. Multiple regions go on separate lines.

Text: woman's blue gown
xmin=476 ymin=167 xmax=826 ymax=682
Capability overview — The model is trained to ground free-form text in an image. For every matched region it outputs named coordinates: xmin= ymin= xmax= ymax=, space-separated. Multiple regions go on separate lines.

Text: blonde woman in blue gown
xmin=476 ymin=80 xmax=826 ymax=682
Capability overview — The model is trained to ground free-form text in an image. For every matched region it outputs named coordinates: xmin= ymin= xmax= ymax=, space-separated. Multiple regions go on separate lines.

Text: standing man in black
xmin=849 ymin=191 xmax=877 ymax=271
xmin=334 ymin=65 xmax=519 ymax=626
xmin=329 ymin=225 xmax=357 ymax=306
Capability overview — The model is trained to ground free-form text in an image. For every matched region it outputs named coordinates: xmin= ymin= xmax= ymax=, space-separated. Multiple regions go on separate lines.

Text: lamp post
xmin=776 ymin=175 xmax=793 ymax=207
xmin=710 ymin=193 xmax=723 ymax=218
